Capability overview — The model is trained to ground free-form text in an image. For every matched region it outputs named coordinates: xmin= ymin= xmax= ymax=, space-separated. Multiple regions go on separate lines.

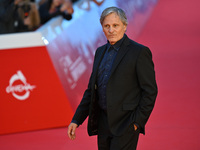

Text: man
xmin=0 ymin=0 xmax=22 ymax=34
xmin=68 ymin=6 xmax=158 ymax=150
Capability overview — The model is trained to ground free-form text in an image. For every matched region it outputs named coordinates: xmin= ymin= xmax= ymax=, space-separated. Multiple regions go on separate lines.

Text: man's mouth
xmin=109 ymin=35 xmax=115 ymax=38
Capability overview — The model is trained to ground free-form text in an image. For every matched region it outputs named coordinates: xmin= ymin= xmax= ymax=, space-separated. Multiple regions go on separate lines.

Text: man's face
xmin=102 ymin=13 xmax=127 ymax=45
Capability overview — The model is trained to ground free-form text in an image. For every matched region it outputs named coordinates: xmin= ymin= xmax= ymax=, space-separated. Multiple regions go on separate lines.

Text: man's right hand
xmin=67 ymin=122 xmax=78 ymax=140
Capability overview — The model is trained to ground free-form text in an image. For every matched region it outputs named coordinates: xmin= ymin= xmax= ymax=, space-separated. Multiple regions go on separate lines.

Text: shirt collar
xmin=107 ymin=34 xmax=125 ymax=51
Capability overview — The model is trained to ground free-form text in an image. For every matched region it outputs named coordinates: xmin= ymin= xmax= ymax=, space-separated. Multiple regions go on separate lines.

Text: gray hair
xmin=100 ymin=7 xmax=128 ymax=26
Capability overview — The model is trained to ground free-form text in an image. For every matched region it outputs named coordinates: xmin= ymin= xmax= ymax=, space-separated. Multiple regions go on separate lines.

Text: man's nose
xmin=108 ymin=27 xmax=114 ymax=33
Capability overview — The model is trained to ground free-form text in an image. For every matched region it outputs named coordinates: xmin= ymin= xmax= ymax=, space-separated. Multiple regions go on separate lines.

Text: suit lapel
xmin=92 ymin=35 xmax=130 ymax=83
xmin=110 ymin=35 xmax=130 ymax=78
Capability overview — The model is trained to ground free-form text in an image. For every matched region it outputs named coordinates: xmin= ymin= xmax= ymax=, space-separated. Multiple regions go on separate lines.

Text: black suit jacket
xmin=72 ymin=34 xmax=158 ymax=136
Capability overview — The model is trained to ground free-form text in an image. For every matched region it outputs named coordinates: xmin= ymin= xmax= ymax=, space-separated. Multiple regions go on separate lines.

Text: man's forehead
xmin=103 ymin=13 xmax=121 ymax=23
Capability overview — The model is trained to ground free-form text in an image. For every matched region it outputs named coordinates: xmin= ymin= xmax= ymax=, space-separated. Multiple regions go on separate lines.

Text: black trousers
xmin=97 ymin=110 xmax=140 ymax=150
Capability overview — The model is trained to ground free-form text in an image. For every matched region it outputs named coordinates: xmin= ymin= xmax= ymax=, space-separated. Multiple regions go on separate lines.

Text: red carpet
xmin=0 ymin=0 xmax=200 ymax=149
xmin=137 ymin=0 xmax=200 ymax=149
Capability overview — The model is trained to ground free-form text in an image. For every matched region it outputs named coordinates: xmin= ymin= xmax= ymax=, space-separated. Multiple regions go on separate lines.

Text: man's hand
xmin=14 ymin=0 xmax=23 ymax=5
xmin=67 ymin=122 xmax=78 ymax=140
xmin=60 ymin=0 xmax=74 ymax=14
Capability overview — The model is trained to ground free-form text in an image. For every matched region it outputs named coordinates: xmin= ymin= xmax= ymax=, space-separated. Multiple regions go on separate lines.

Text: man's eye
xmin=113 ymin=24 xmax=118 ymax=27
xmin=105 ymin=25 xmax=109 ymax=28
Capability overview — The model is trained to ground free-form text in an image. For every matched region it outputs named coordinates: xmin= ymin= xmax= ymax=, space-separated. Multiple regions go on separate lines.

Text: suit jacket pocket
xmin=123 ymin=103 xmax=138 ymax=110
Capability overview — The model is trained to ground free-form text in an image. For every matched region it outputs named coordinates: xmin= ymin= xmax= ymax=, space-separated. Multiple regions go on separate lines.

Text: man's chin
xmin=108 ymin=40 xmax=116 ymax=45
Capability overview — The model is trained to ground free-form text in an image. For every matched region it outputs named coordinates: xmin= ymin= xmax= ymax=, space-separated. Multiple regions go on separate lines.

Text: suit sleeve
xmin=134 ymin=47 xmax=158 ymax=132
xmin=71 ymin=80 xmax=92 ymax=125
xmin=71 ymin=48 xmax=100 ymax=125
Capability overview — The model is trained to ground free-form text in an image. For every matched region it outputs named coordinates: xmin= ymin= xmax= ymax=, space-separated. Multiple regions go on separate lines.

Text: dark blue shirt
xmin=97 ymin=35 xmax=125 ymax=110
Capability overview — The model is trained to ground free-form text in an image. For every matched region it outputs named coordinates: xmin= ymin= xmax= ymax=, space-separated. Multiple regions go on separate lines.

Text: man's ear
xmin=124 ymin=25 xmax=127 ymax=32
